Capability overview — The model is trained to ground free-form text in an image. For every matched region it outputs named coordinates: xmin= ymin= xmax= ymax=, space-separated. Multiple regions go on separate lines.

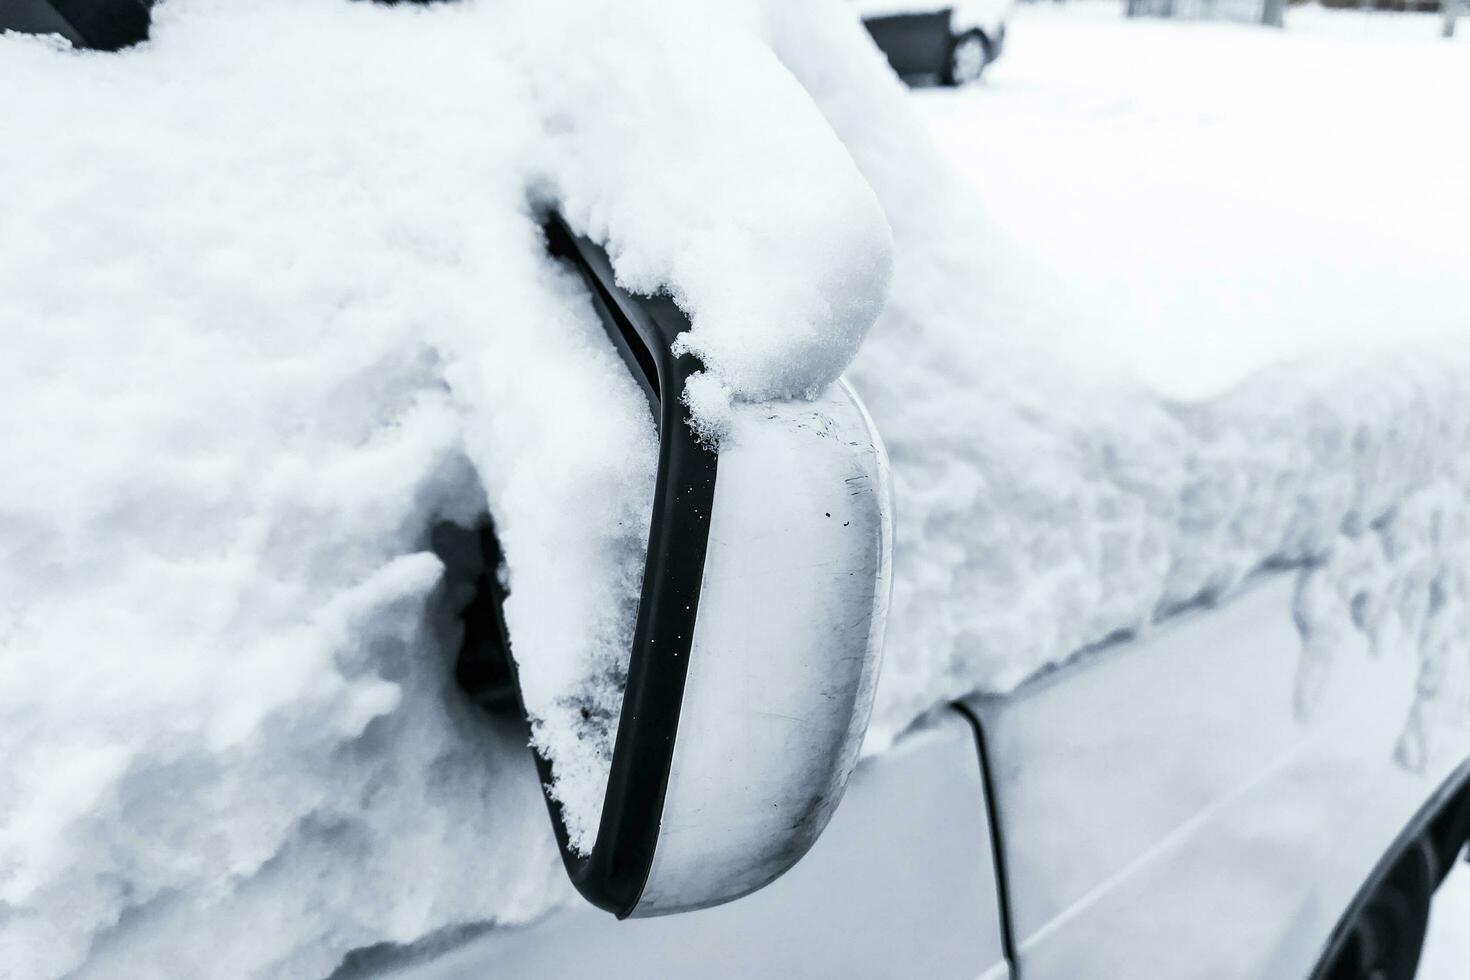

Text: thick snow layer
xmin=5 ymin=0 xmax=1470 ymax=975
xmin=826 ymin=1 xmax=1470 ymax=751
xmin=0 ymin=1 xmax=889 ymax=976
xmin=532 ymin=1 xmax=893 ymax=421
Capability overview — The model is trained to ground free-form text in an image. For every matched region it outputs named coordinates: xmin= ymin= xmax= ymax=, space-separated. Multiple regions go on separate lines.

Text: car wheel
xmin=944 ymin=30 xmax=990 ymax=86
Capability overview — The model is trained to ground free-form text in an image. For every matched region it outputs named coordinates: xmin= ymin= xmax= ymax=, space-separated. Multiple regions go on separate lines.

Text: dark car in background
xmin=856 ymin=1 xmax=1014 ymax=84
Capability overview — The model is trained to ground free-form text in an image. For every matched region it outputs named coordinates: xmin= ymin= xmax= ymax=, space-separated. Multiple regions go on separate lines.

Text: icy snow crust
xmin=4 ymin=0 xmax=1470 ymax=976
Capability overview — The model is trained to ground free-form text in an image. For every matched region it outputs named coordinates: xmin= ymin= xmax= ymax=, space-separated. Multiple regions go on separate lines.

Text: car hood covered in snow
xmin=2 ymin=1 xmax=1469 ymax=977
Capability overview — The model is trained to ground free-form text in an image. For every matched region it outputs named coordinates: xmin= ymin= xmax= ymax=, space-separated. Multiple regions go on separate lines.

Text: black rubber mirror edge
xmin=482 ymin=214 xmax=718 ymax=917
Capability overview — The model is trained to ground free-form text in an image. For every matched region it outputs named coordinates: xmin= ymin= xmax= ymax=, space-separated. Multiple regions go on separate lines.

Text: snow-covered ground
xmin=921 ymin=1 xmax=1469 ymax=400
xmin=3 ymin=0 xmax=1469 ymax=976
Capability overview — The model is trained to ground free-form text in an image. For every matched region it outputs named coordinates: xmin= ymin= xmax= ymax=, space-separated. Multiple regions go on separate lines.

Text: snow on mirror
xmin=452 ymin=215 xmax=894 ymax=918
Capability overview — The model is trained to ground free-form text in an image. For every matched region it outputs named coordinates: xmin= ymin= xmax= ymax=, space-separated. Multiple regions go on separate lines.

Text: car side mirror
xmin=9 ymin=0 xmax=895 ymax=926
xmin=455 ymin=213 xmax=893 ymax=918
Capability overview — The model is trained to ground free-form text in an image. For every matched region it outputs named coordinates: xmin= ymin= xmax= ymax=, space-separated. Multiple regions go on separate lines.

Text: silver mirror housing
xmin=454 ymin=214 xmax=892 ymax=919
xmin=631 ymin=381 xmax=893 ymax=916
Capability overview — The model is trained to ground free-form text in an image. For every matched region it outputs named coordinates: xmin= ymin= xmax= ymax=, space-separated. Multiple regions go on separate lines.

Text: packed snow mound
xmin=0 ymin=0 xmax=890 ymax=976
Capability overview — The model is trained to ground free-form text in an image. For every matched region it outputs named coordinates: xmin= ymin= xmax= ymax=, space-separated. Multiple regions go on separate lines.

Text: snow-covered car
xmin=5 ymin=3 xmax=1470 ymax=980
xmin=855 ymin=0 xmax=1013 ymax=84
xmin=393 ymin=587 xmax=1470 ymax=980
xmin=430 ymin=224 xmax=1470 ymax=980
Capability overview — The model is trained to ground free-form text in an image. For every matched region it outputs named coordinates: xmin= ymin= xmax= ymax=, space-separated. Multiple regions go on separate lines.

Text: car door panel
xmin=963 ymin=572 xmax=1470 ymax=978
xmin=383 ymin=712 xmax=1008 ymax=980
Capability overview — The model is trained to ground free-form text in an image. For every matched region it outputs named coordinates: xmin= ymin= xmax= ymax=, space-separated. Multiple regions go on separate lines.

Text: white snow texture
xmin=0 ymin=1 xmax=889 ymax=975
xmin=2 ymin=0 xmax=1469 ymax=977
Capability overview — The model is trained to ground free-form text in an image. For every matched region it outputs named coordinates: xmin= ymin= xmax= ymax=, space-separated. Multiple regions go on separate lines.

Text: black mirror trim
xmin=463 ymin=214 xmax=719 ymax=917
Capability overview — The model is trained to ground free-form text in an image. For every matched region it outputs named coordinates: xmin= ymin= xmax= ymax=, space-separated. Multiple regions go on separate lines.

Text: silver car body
xmin=387 ymin=565 xmax=1469 ymax=979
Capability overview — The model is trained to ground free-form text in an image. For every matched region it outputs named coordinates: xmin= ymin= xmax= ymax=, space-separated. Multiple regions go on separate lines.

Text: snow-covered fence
xmin=1316 ymin=0 xmax=1442 ymax=11
xmin=1128 ymin=0 xmax=1463 ymax=30
xmin=1126 ymin=0 xmax=1268 ymax=23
